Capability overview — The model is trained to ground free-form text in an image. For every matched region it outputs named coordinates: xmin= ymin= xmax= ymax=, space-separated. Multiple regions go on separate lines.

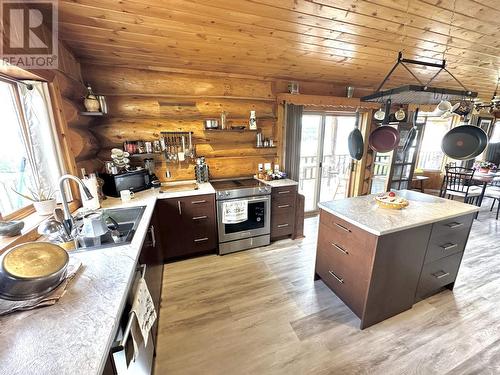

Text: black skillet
xmin=348 ymin=110 xmax=364 ymax=160
xmin=403 ymin=108 xmax=419 ymax=152
xmin=441 ymin=123 xmax=488 ymax=160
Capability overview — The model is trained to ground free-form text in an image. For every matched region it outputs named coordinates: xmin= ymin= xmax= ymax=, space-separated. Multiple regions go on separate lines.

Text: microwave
xmin=101 ymin=170 xmax=151 ymax=197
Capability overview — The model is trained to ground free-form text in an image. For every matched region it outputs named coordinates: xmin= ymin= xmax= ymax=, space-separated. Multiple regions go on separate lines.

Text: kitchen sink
xmin=71 ymin=206 xmax=146 ymax=252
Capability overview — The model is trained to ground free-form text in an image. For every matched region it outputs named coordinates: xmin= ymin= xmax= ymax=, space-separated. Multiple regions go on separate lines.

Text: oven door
xmin=217 ymin=195 xmax=270 ymax=243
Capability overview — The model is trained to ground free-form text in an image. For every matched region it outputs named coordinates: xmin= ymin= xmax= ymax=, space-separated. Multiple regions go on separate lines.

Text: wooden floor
xmin=155 ymin=199 xmax=500 ymax=375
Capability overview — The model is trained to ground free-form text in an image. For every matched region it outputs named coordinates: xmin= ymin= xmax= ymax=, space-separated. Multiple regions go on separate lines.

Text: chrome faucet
xmin=58 ymin=174 xmax=93 ymax=232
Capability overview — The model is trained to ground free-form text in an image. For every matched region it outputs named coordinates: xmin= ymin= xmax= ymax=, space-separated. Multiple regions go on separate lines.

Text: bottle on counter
xmin=81 ymin=173 xmax=101 ymax=210
xmin=220 ymin=111 xmax=227 ymax=130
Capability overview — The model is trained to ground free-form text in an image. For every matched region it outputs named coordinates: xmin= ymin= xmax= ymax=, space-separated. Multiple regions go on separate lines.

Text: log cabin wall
xmin=82 ymin=64 xmax=364 ymax=181
xmin=54 ymin=44 xmax=102 ymax=177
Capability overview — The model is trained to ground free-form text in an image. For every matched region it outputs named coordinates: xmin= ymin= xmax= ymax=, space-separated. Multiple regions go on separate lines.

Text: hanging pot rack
xmin=361 ymin=52 xmax=477 ymax=104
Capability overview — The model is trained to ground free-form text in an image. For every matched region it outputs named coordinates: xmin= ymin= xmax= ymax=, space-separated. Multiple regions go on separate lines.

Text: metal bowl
xmin=0 ymin=242 xmax=69 ymax=300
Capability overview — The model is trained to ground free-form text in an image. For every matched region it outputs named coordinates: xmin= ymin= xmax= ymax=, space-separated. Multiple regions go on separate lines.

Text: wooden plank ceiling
xmin=58 ymin=0 xmax=500 ymax=100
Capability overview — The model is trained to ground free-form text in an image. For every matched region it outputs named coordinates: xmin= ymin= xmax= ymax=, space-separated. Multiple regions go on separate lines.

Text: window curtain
xmin=18 ymin=81 xmax=67 ymax=201
xmin=283 ymin=103 xmax=304 ymax=181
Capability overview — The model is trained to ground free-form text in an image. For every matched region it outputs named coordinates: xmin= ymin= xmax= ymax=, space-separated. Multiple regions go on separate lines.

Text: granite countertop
xmin=318 ymin=190 xmax=480 ymax=236
xmin=255 ymin=177 xmax=298 ymax=187
xmin=0 ymin=182 xmax=214 ymax=375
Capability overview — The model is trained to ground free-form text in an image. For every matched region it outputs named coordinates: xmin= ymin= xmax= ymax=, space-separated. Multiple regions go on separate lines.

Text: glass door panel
xmin=319 ymin=115 xmax=354 ymax=202
xmin=299 ymin=115 xmax=322 ymax=212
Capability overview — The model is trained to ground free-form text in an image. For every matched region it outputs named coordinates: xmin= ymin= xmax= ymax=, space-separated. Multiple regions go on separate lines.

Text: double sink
xmin=72 ymin=206 xmax=146 ymax=252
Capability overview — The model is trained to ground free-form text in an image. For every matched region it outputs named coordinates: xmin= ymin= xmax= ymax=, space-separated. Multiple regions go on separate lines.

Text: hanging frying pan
xmin=403 ymin=108 xmax=419 ymax=152
xmin=441 ymin=124 xmax=488 ymax=160
xmin=369 ymin=99 xmax=401 ymax=153
xmin=348 ymin=110 xmax=364 ymax=160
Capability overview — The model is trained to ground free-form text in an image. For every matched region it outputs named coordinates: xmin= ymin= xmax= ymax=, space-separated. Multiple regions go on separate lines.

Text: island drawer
xmin=425 ymin=231 xmax=469 ymax=264
xmin=428 ymin=214 xmax=474 ymax=243
xmin=319 ymin=211 xmax=377 ymax=254
xmin=315 ymin=249 xmax=367 ymax=318
xmin=416 ymin=252 xmax=463 ymax=300
xmin=317 ymin=223 xmax=374 ymax=270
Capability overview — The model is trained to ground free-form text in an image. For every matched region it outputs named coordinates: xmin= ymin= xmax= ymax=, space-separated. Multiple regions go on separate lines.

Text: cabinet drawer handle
xmin=277 ymin=223 xmax=289 ymax=228
xmin=433 ymin=271 xmax=450 ymax=279
xmin=440 ymin=243 xmax=458 ymax=251
xmin=192 ymin=215 xmax=208 ymax=220
xmin=191 ymin=200 xmax=207 ymax=204
xmin=194 ymin=237 xmax=209 ymax=242
xmin=335 ymin=223 xmax=351 ymax=233
xmin=278 ymin=190 xmax=290 ymax=194
xmin=446 ymin=222 xmax=463 ymax=229
xmin=177 ymin=200 xmax=182 ymax=215
xmin=332 ymin=243 xmax=349 ymax=255
xmin=148 ymin=226 xmax=156 ymax=248
xmin=278 ymin=204 xmax=290 ymax=208
xmin=328 ymin=270 xmax=344 ymax=283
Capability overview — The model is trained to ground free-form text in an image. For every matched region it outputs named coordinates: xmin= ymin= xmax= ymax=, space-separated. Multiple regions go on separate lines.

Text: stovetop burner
xmin=211 ymin=178 xmax=270 ymax=200
xmin=211 ymin=178 xmax=263 ymax=190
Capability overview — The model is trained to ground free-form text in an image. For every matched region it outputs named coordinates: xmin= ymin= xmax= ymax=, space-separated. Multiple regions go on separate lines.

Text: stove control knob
xmin=225 ymin=191 xmax=230 ymax=196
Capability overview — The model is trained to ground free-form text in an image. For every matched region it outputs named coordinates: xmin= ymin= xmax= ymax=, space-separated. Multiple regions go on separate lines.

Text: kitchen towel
xmin=222 ymin=200 xmax=248 ymax=224
xmin=131 ymin=277 xmax=157 ymax=346
xmin=0 ymin=259 xmax=82 ymax=316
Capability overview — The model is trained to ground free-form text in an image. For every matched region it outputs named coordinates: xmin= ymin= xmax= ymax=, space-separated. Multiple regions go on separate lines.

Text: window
xmin=490 ymin=120 xmax=500 ymax=143
xmin=0 ymin=80 xmax=63 ymax=217
xmin=417 ymin=116 xmax=453 ymax=170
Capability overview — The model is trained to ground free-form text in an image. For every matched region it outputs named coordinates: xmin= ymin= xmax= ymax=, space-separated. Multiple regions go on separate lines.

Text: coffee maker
xmin=144 ymin=158 xmax=160 ymax=187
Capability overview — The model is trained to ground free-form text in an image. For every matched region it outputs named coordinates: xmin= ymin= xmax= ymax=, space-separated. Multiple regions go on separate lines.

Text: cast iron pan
xmin=441 ymin=125 xmax=488 ymax=160
xmin=348 ymin=111 xmax=364 ymax=160
xmin=369 ymin=99 xmax=401 ymax=153
xmin=403 ymin=108 xmax=419 ymax=152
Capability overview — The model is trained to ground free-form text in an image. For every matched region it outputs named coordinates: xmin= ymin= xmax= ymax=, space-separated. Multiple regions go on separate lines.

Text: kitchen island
xmin=315 ymin=190 xmax=480 ymax=329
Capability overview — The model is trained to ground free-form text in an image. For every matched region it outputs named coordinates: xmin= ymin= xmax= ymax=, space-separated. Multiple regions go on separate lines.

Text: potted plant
xmin=474 ymin=161 xmax=497 ymax=174
xmin=12 ymin=185 xmax=56 ymax=216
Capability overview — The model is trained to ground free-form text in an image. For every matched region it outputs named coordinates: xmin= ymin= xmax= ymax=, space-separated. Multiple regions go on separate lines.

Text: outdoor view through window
xmin=0 ymin=81 xmax=36 ymax=216
xmin=417 ymin=116 xmax=453 ymax=170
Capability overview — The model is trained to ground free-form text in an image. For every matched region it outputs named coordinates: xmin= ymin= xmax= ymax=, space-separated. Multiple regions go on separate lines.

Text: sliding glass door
xmin=299 ymin=113 xmax=355 ymax=213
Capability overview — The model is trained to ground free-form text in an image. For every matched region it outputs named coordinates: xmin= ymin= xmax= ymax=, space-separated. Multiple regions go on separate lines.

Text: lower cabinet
xmin=104 ymin=209 xmax=164 ymax=375
xmin=156 ymin=194 xmax=217 ymax=261
xmin=270 ymin=185 xmax=297 ymax=240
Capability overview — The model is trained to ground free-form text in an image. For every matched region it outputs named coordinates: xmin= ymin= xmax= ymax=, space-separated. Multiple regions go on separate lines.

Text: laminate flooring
xmin=155 ymin=199 xmax=500 ymax=375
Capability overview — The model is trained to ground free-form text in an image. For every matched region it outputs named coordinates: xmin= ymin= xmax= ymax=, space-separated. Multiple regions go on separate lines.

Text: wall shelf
xmin=203 ymin=128 xmax=258 ymax=132
xmin=80 ymin=111 xmax=105 ymax=116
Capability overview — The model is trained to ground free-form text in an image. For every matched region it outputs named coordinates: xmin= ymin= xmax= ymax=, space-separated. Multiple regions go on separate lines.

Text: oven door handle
xmin=218 ymin=195 xmax=270 ymax=204
xmin=110 ymin=311 xmax=136 ymax=354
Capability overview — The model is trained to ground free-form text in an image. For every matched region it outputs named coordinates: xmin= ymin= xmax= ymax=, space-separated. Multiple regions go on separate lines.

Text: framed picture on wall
xmin=476 ymin=116 xmax=494 ymax=136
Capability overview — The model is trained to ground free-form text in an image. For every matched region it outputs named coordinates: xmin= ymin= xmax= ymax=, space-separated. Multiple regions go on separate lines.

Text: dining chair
xmin=439 ymin=166 xmax=482 ymax=204
xmin=485 ymin=179 xmax=500 ymax=220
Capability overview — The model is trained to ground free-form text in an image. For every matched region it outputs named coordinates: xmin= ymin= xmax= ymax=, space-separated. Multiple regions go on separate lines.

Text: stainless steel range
xmin=211 ymin=178 xmax=271 ymax=255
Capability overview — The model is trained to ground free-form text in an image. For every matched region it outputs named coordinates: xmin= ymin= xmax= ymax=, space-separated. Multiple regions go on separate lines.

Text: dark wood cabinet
xmin=157 ymin=194 xmax=217 ymax=260
xmin=315 ymin=210 xmax=475 ymax=329
xmin=270 ymin=185 xmax=297 ymax=240
xmin=138 ymin=207 xmax=164 ymax=347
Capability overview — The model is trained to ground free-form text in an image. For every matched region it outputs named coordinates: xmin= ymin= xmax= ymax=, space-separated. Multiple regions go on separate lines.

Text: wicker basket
xmin=374 ymin=196 xmax=409 ymax=210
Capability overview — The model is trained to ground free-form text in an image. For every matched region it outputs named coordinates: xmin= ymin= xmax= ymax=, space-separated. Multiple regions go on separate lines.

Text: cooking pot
xmin=0 ymin=242 xmax=69 ymax=300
